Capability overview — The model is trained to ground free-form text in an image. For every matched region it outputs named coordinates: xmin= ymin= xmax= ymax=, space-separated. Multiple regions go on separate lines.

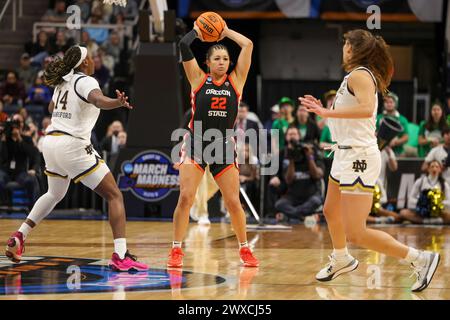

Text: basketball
xmin=195 ymin=12 xmax=225 ymax=42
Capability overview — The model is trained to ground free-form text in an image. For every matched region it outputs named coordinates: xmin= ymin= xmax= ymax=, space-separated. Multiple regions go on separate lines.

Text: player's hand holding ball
xmin=218 ymin=22 xmax=229 ymax=41
xmin=193 ymin=23 xmax=204 ymax=42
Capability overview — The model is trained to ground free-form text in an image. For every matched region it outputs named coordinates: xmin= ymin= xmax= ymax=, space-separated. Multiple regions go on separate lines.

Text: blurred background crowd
xmin=0 ymin=0 xmax=449 ymax=225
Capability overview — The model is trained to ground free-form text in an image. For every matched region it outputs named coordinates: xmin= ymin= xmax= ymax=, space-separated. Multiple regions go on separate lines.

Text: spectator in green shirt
xmin=317 ymin=90 xmax=337 ymax=131
xmin=320 ymin=125 xmax=334 ymax=158
xmin=293 ymin=104 xmax=320 ymax=145
xmin=376 ymin=92 xmax=409 ymax=156
xmin=418 ymin=101 xmax=448 ymax=158
xmin=271 ymin=97 xmax=295 ymax=153
xmin=317 ymin=90 xmax=337 ymax=158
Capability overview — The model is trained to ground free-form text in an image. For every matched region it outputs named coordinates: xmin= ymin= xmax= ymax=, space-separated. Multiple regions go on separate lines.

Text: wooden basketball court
xmin=0 ymin=219 xmax=449 ymax=300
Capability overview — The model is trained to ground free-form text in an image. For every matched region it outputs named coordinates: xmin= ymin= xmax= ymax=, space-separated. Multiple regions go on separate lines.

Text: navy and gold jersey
xmin=189 ymin=74 xmax=241 ymax=138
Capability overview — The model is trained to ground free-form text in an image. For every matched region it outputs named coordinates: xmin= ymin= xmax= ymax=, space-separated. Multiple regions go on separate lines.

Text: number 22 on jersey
xmin=211 ymin=97 xmax=227 ymax=110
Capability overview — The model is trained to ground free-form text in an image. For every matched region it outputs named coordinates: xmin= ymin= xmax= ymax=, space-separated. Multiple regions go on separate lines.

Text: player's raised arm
xmin=224 ymin=28 xmax=253 ymax=93
xmin=179 ymin=25 xmax=206 ymax=89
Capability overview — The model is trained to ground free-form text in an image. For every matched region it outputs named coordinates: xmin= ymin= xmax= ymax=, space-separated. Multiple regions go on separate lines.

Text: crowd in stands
xmin=248 ymin=91 xmax=450 ymax=226
xmin=229 ymin=88 xmax=450 ymax=226
xmin=1 ymin=1 xmax=449 ymax=225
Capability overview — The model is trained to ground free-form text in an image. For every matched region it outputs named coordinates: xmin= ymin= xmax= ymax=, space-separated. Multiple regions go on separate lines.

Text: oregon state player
xmin=168 ymin=22 xmax=259 ymax=268
xmin=5 ymin=46 xmax=148 ymax=272
xmin=187 ymin=55 xmax=240 ymax=176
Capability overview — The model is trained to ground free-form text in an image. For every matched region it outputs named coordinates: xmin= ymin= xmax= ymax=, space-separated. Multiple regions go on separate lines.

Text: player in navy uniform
xmin=168 ymin=22 xmax=259 ymax=268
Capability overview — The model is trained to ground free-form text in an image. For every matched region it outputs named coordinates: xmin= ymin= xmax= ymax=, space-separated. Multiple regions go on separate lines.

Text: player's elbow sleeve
xmin=179 ymin=42 xmax=194 ymax=62
xmin=179 ymin=30 xmax=197 ymax=62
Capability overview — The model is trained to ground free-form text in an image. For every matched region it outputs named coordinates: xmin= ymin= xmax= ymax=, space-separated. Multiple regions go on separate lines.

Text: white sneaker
xmin=316 ymin=254 xmax=359 ymax=282
xmin=410 ymin=251 xmax=440 ymax=292
xmin=190 ymin=205 xmax=199 ymax=222
xmin=198 ymin=216 xmax=211 ymax=225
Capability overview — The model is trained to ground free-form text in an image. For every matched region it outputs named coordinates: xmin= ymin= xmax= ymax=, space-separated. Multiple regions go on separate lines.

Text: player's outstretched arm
xmin=88 ymin=89 xmax=133 ymax=110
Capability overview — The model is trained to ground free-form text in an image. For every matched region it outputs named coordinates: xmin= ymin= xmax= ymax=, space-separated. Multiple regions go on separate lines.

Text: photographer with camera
xmin=422 ymin=127 xmax=450 ymax=184
xmin=274 ymin=125 xmax=324 ymax=223
xmin=0 ymin=115 xmax=41 ymax=205
xmin=101 ymin=120 xmax=125 ymax=155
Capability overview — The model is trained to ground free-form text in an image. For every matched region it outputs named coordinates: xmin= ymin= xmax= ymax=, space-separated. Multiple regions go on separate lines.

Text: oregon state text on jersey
xmin=189 ymin=74 xmax=241 ymax=137
xmin=46 ymin=72 xmax=101 ymax=141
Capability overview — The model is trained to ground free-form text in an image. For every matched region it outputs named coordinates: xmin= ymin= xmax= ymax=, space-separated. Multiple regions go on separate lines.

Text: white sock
xmin=114 ymin=238 xmax=127 ymax=259
xmin=18 ymin=223 xmax=32 ymax=239
xmin=239 ymin=241 xmax=248 ymax=249
xmin=405 ymin=247 xmax=421 ymax=264
xmin=172 ymin=241 xmax=182 ymax=248
xmin=333 ymin=247 xmax=350 ymax=260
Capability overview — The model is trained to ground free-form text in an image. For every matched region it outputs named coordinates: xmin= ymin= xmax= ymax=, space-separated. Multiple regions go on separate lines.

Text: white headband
xmin=62 ymin=46 xmax=88 ymax=82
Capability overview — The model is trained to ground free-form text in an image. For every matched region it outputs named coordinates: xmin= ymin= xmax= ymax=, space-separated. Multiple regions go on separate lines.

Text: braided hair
xmin=44 ymin=46 xmax=83 ymax=87
xmin=206 ymin=44 xmax=228 ymax=61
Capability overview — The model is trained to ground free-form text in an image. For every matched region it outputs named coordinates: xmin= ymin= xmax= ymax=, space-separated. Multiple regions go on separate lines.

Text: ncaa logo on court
xmin=0 ymin=256 xmax=225 ymax=295
xmin=117 ymin=151 xmax=180 ymax=202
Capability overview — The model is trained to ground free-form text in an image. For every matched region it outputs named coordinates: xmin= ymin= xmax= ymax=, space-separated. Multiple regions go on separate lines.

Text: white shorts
xmin=42 ymin=134 xmax=110 ymax=190
xmin=329 ymin=145 xmax=381 ymax=194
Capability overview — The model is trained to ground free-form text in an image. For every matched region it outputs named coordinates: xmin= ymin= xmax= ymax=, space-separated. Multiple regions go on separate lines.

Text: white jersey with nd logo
xmin=43 ymin=73 xmax=109 ymax=190
xmin=46 ymin=72 xmax=101 ymax=141
xmin=328 ymin=66 xmax=381 ymax=194
xmin=328 ymin=66 xmax=378 ymax=147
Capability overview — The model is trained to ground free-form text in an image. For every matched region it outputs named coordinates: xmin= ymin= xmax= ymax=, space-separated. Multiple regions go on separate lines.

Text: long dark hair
xmin=425 ymin=101 xmax=448 ymax=132
xmin=293 ymin=104 xmax=314 ymax=127
xmin=429 ymin=160 xmax=446 ymax=193
xmin=343 ymin=29 xmax=394 ymax=95
xmin=44 ymin=46 xmax=83 ymax=87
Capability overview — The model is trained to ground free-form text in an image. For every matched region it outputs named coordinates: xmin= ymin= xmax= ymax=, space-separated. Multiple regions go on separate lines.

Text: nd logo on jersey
xmin=117 ymin=151 xmax=180 ymax=202
xmin=353 ymin=160 xmax=368 ymax=173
